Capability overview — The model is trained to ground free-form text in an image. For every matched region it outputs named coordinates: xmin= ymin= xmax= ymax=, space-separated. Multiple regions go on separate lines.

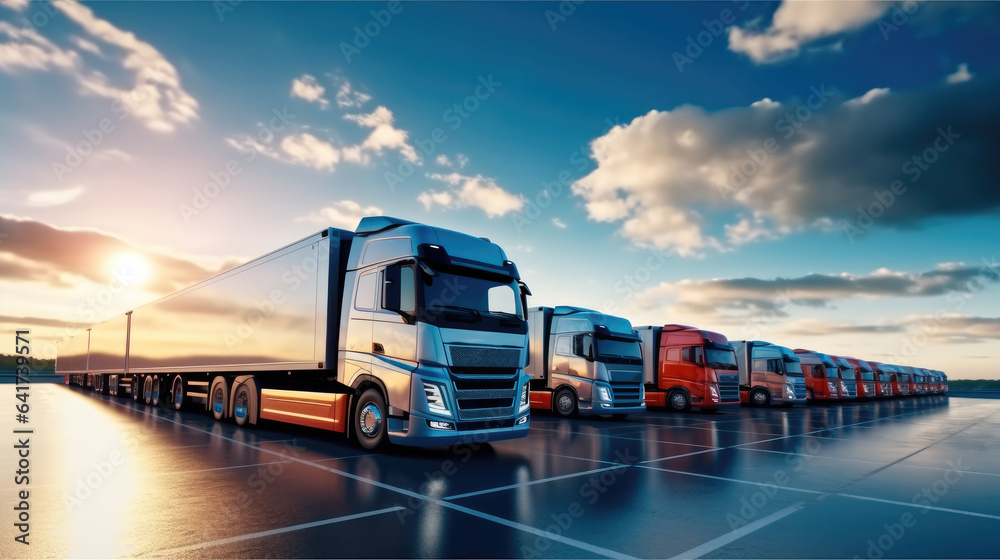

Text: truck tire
xmin=210 ymin=377 xmax=229 ymax=421
xmin=132 ymin=375 xmax=142 ymax=402
xmin=143 ymin=376 xmax=154 ymax=405
xmin=171 ymin=376 xmax=185 ymax=410
xmin=150 ymin=375 xmax=162 ymax=406
xmin=667 ymin=389 xmax=691 ymax=412
xmin=354 ymin=388 xmax=388 ymax=451
xmin=232 ymin=381 xmax=257 ymax=427
xmin=750 ymin=388 xmax=771 ymax=407
xmin=554 ymin=388 xmax=577 ymax=418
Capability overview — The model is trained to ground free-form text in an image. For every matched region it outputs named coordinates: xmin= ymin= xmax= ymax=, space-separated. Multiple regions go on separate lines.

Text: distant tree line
xmin=0 ymin=354 xmax=56 ymax=375
xmin=947 ymin=379 xmax=1000 ymax=391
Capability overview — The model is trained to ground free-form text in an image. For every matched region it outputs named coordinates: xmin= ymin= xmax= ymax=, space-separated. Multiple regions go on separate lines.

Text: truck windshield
xmin=860 ymin=370 xmax=875 ymax=381
xmin=840 ymin=366 xmax=855 ymax=380
xmin=595 ymin=336 xmax=642 ymax=365
xmin=784 ymin=359 xmax=804 ymax=377
xmin=706 ymin=348 xmax=738 ymax=370
xmin=418 ymin=268 xmax=525 ymax=333
xmin=824 ymin=366 xmax=838 ymax=379
xmin=879 ymin=373 xmax=892 ymax=382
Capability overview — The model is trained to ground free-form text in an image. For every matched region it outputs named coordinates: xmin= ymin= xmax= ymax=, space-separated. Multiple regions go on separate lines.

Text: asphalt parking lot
xmin=2 ymin=384 xmax=997 ymax=559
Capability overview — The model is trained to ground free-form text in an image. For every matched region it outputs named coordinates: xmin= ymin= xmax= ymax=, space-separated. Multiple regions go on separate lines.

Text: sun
xmin=112 ymin=254 xmax=150 ymax=287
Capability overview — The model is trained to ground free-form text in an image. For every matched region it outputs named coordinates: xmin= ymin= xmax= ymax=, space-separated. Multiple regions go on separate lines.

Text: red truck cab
xmin=636 ymin=324 xmax=740 ymax=412
xmin=793 ymin=349 xmax=840 ymax=401
xmin=867 ymin=361 xmax=897 ymax=398
xmin=844 ymin=357 xmax=876 ymax=398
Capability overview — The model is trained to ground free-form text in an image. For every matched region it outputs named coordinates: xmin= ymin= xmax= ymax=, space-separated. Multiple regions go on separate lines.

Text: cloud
xmin=551 ymin=217 xmax=568 ymax=229
xmin=0 ymin=0 xmax=28 ymax=11
xmin=0 ymin=1 xmax=199 ymax=133
xmin=774 ymin=318 xmax=905 ymax=337
xmin=280 ymin=133 xmax=340 ymax=171
xmin=435 ymin=153 xmax=468 ymax=169
xmin=0 ymin=215 xmax=222 ymax=294
xmin=335 ymin=80 xmax=371 ymax=108
xmin=344 ymin=106 xmax=419 ymax=163
xmin=291 ymin=74 xmax=329 ymax=108
xmin=947 ymin=63 xmax=973 ymax=84
xmin=728 ymin=1 xmax=891 ymax=63
xmin=25 ymin=185 xmax=85 ymax=207
xmin=295 ymin=200 xmax=383 ymax=231
xmin=901 ymin=315 xmax=1000 ymax=344
xmin=71 ymin=36 xmax=102 ymax=56
xmin=573 ymin=73 xmax=1000 ymax=255
xmin=419 ymin=173 xmax=525 ymax=218
xmin=633 ymin=262 xmax=1000 ymax=320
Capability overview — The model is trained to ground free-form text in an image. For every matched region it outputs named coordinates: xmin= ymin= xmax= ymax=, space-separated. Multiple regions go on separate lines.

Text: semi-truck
xmin=829 ymin=355 xmax=857 ymax=399
xmin=868 ymin=362 xmax=897 ymax=397
xmin=58 ymin=216 xmax=532 ymax=449
xmin=793 ymin=349 xmax=840 ymax=401
xmin=894 ymin=365 xmax=914 ymax=396
xmin=844 ymin=357 xmax=877 ymax=399
xmin=635 ymin=324 xmax=740 ymax=412
xmin=525 ymin=306 xmax=645 ymax=418
xmin=732 ymin=340 xmax=807 ymax=406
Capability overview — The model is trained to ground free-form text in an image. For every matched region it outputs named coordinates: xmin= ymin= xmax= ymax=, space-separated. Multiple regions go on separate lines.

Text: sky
xmin=1 ymin=0 xmax=998 ymax=379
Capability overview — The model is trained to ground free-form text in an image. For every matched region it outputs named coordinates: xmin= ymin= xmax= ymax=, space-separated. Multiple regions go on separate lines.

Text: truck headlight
xmin=828 ymin=381 xmax=837 ymax=393
xmin=423 ymin=382 xmax=451 ymax=416
xmin=597 ymin=385 xmax=612 ymax=402
xmin=640 ymin=384 xmax=646 ymax=405
xmin=519 ymin=382 xmax=529 ymax=413
xmin=709 ymin=384 xmax=720 ymax=401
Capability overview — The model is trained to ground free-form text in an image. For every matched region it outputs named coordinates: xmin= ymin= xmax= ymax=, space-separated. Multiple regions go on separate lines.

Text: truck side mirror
xmin=573 ymin=333 xmax=594 ymax=361
xmin=382 ymin=264 xmax=415 ymax=318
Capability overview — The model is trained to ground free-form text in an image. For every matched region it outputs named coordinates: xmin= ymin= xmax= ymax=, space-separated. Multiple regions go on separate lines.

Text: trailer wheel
xmin=667 ymin=389 xmax=691 ymax=412
xmin=354 ymin=388 xmax=388 ymax=451
xmin=143 ymin=376 xmax=154 ymax=405
xmin=132 ymin=375 xmax=143 ymax=402
xmin=151 ymin=375 xmax=163 ymax=406
xmin=171 ymin=376 xmax=185 ymax=410
xmin=554 ymin=388 xmax=577 ymax=418
xmin=209 ymin=377 xmax=229 ymax=421
xmin=232 ymin=382 xmax=256 ymax=427
xmin=750 ymin=388 xmax=771 ymax=407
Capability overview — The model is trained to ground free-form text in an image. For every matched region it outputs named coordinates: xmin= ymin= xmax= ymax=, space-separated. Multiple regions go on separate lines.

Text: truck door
xmin=343 ymin=270 xmax=377 ymax=384
xmin=371 ymin=263 xmax=417 ymax=413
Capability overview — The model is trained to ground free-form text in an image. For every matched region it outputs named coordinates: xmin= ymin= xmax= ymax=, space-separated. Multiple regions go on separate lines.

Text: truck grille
xmin=448 ymin=345 xmax=520 ymax=369
xmin=450 ymin=371 xmax=517 ymax=421
xmin=610 ymin=383 xmax=642 ymax=406
xmin=865 ymin=383 xmax=875 ymax=395
xmin=900 ymin=386 xmax=910 ymax=395
xmin=718 ymin=373 xmax=739 ymax=403
xmin=793 ymin=378 xmax=807 ymax=400
xmin=843 ymin=384 xmax=857 ymax=398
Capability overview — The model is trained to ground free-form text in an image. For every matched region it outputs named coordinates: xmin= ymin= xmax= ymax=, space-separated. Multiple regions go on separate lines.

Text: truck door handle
xmin=372 ymin=343 xmax=385 ymax=354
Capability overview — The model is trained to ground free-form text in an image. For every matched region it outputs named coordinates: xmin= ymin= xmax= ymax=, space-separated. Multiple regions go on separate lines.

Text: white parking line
xmin=666 ymin=504 xmax=804 ymax=560
xmin=112 ymin=401 xmax=641 ymax=559
xmin=445 ymin=465 xmax=624 ymax=501
xmin=147 ymin=506 xmax=405 ymax=556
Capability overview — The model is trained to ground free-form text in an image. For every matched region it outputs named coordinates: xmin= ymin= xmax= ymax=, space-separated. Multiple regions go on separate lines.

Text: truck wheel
xmin=150 ymin=375 xmax=162 ymax=406
xmin=143 ymin=376 xmax=154 ymax=405
xmin=668 ymin=389 xmax=691 ymax=412
xmin=750 ymin=388 xmax=771 ymax=407
xmin=171 ymin=376 xmax=185 ymax=410
xmin=132 ymin=375 xmax=142 ymax=402
xmin=210 ymin=377 xmax=229 ymax=421
xmin=554 ymin=388 xmax=577 ymax=417
xmin=232 ymin=382 xmax=256 ymax=427
xmin=354 ymin=388 xmax=388 ymax=451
